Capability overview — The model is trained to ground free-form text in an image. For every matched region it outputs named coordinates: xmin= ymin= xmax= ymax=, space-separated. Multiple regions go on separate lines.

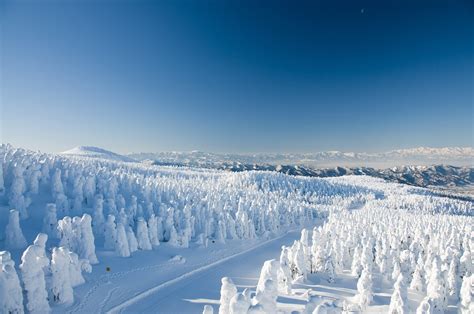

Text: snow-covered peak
xmin=61 ymin=146 xmax=136 ymax=162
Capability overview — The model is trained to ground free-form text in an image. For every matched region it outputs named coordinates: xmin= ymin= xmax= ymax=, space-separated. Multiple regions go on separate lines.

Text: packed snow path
xmin=109 ymin=230 xmax=305 ymax=314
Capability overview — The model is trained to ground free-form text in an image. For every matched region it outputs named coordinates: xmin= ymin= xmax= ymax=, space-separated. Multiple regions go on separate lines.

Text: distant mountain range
xmin=59 ymin=146 xmax=474 ymax=191
xmin=128 ymin=147 xmax=474 ymax=168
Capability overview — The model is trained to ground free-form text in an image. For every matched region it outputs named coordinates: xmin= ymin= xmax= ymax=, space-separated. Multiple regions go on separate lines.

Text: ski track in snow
xmin=69 ymin=257 xmax=180 ymax=314
xmin=106 ymin=230 xmax=299 ymax=314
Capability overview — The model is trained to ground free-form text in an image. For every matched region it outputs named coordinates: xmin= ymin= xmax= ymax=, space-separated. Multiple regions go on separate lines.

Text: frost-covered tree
xmin=351 ymin=245 xmax=363 ymax=278
xmin=254 ymin=278 xmax=278 ymax=313
xmin=79 ymin=214 xmax=98 ymax=264
xmin=9 ymin=166 xmax=29 ymax=219
xmin=256 ymin=259 xmax=280 ymax=295
xmin=136 ymin=217 xmax=152 ymax=250
xmin=229 ymin=293 xmax=250 ymax=314
xmin=202 ymin=304 xmax=214 ymax=314
xmin=168 ymin=224 xmax=179 ymax=247
xmin=219 ymin=277 xmax=237 ymax=314
xmin=356 ymin=268 xmax=373 ymax=309
xmin=0 ymin=251 xmax=24 ymax=314
xmin=20 ymin=233 xmax=50 ymax=314
xmin=51 ymin=168 xmax=64 ymax=199
xmin=426 ymin=257 xmax=447 ymax=312
xmin=68 ymin=251 xmax=85 ymax=287
xmin=415 ymin=297 xmax=432 ymax=314
xmin=446 ymin=258 xmax=458 ymax=297
xmin=115 ymin=223 xmax=131 ymax=257
xmin=42 ymin=203 xmax=58 ymax=239
xmin=0 ymin=162 xmax=5 ymax=195
xmin=83 ymin=176 xmax=96 ymax=206
xmin=388 ymin=274 xmax=408 ymax=314
xmin=93 ymin=194 xmax=105 ymax=235
xmin=459 ymin=274 xmax=473 ymax=314
xmin=292 ymin=241 xmax=307 ymax=279
xmin=51 ymin=247 xmax=74 ymax=304
xmin=278 ymin=246 xmax=292 ymax=294
xmin=410 ymin=263 xmax=425 ymax=292
xmin=58 ymin=216 xmax=74 ymax=249
xmin=28 ymin=169 xmax=41 ymax=195
xmin=324 ymin=253 xmax=336 ymax=283
xmin=104 ymin=215 xmax=117 ymax=250
xmin=148 ymin=214 xmax=160 ymax=247
xmin=5 ymin=209 xmax=27 ymax=250
xmin=126 ymin=226 xmax=139 ymax=253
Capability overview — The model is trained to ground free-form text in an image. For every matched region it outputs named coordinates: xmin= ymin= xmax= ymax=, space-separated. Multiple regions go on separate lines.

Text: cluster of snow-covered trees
xmin=1 ymin=145 xmax=381 ymax=258
xmin=0 ymin=145 xmax=377 ymax=312
xmin=1 ymin=233 xmax=91 ymax=313
xmin=221 ymin=207 xmax=472 ymax=313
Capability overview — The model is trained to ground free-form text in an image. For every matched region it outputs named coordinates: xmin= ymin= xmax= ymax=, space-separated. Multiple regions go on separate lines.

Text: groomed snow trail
xmin=107 ymin=230 xmax=304 ymax=314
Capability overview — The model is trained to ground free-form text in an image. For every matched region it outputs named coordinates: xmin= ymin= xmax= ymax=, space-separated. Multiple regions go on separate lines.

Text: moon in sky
xmin=361 ymin=8 xmax=365 ymax=14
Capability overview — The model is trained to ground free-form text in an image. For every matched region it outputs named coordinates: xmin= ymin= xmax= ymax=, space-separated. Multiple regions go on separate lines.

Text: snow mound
xmin=61 ymin=146 xmax=136 ymax=162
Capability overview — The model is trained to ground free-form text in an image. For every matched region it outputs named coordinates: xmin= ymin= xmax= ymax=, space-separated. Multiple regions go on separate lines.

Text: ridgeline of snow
xmin=61 ymin=146 xmax=136 ymax=163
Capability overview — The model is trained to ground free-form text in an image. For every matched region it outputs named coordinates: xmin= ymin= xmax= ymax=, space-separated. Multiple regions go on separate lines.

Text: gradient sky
xmin=1 ymin=0 xmax=473 ymax=154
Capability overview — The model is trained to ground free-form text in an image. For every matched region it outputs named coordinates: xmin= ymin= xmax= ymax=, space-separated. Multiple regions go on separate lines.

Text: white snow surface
xmin=0 ymin=144 xmax=472 ymax=313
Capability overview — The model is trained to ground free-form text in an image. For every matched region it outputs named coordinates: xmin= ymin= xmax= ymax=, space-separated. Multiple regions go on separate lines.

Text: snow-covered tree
xmin=20 ymin=233 xmax=50 ymax=314
xmin=126 ymin=226 xmax=139 ymax=253
xmin=219 ymin=277 xmax=237 ymax=314
xmin=148 ymin=214 xmax=160 ymax=247
xmin=51 ymin=247 xmax=74 ymax=304
xmin=459 ymin=274 xmax=473 ymax=314
xmin=68 ymin=251 xmax=86 ymax=287
xmin=278 ymin=246 xmax=292 ymax=294
xmin=426 ymin=257 xmax=447 ymax=312
xmin=9 ymin=165 xmax=29 ymax=219
xmin=202 ymin=304 xmax=214 ymax=314
xmin=410 ymin=263 xmax=424 ymax=292
xmin=356 ymin=268 xmax=373 ymax=309
xmin=93 ymin=194 xmax=105 ymax=235
xmin=104 ymin=215 xmax=117 ymax=250
xmin=0 ymin=162 xmax=5 ymax=195
xmin=415 ymin=297 xmax=432 ymax=314
xmin=115 ymin=223 xmax=131 ymax=257
xmin=388 ymin=274 xmax=408 ymax=314
xmin=229 ymin=293 xmax=250 ymax=314
xmin=446 ymin=258 xmax=458 ymax=297
xmin=136 ymin=217 xmax=152 ymax=250
xmin=78 ymin=214 xmax=98 ymax=264
xmin=256 ymin=259 xmax=280 ymax=295
xmin=57 ymin=216 xmax=74 ymax=249
xmin=0 ymin=251 xmax=24 ymax=314
xmin=5 ymin=209 xmax=27 ymax=250
xmin=51 ymin=168 xmax=64 ymax=199
xmin=42 ymin=203 xmax=58 ymax=239
xmin=254 ymin=278 xmax=278 ymax=313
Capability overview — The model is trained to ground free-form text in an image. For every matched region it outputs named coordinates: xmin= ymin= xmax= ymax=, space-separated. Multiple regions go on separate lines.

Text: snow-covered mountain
xmin=128 ymin=146 xmax=474 ymax=168
xmin=61 ymin=146 xmax=136 ymax=163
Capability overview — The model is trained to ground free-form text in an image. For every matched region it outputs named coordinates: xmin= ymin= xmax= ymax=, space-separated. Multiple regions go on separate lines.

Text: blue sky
xmin=1 ymin=0 xmax=472 ymax=153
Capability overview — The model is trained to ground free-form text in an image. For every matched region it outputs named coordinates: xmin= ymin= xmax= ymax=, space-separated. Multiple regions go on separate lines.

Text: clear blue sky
xmin=1 ymin=0 xmax=472 ymax=153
